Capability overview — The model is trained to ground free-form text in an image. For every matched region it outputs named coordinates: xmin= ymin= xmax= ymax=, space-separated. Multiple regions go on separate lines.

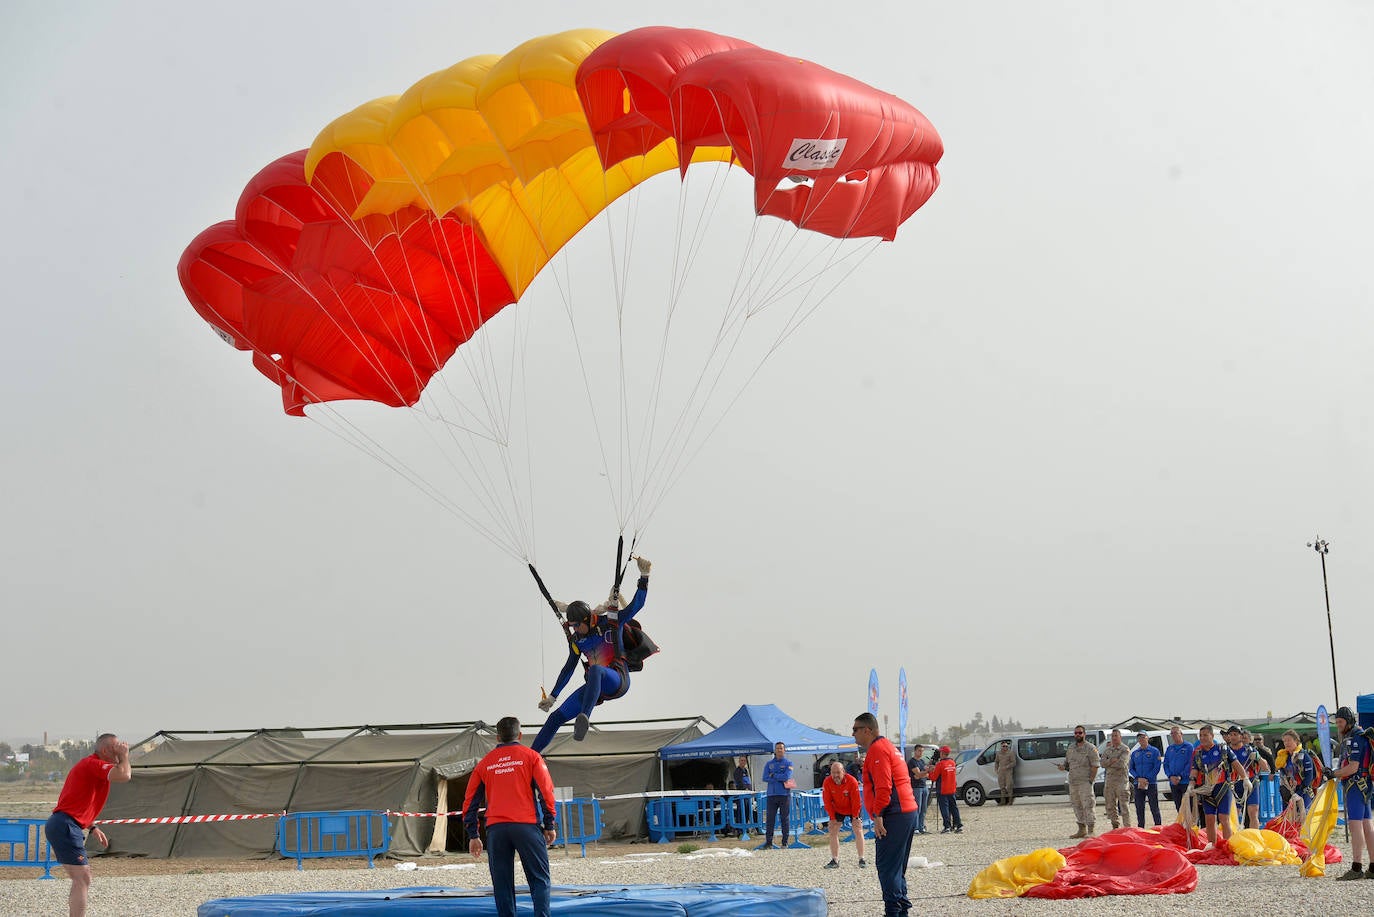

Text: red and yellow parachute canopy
xmin=179 ymin=27 xmax=942 ymax=559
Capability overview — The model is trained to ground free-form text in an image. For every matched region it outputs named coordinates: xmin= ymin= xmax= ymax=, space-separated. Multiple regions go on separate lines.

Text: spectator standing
xmin=462 ymin=717 xmax=557 ymax=917
xmin=1224 ymin=726 xmax=1262 ymax=828
xmin=1328 ymin=705 xmax=1374 ymax=880
xmin=995 ymin=740 xmax=1015 ymax=806
xmin=44 ymin=733 xmax=132 ymax=917
xmin=1056 ymin=725 xmax=1100 ymax=838
xmin=907 ymin=744 xmax=929 ymax=834
xmin=1100 ymin=729 xmax=1134 ymax=829
xmin=1252 ymin=733 xmax=1277 ymax=773
xmin=931 ymin=746 xmax=963 ymax=833
xmin=1129 ymin=730 xmax=1163 ymax=827
xmin=846 ymin=750 xmax=865 ymax=780
xmin=821 ymin=760 xmax=866 ymax=869
xmin=1162 ymin=726 xmax=1193 ymax=812
xmin=1280 ymin=729 xmax=1318 ymax=810
xmin=853 ymin=712 xmax=917 ymax=917
xmin=760 ymin=741 xmax=794 ymax=849
xmin=731 ymin=756 xmax=752 ymax=792
xmin=1190 ymin=724 xmax=1244 ymax=848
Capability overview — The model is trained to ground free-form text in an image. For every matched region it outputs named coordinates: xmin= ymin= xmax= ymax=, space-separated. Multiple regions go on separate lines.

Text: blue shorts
xmin=1199 ymin=785 xmax=1232 ymax=817
xmin=44 ymin=811 xmax=88 ymax=866
xmin=1347 ymin=783 xmax=1370 ymax=821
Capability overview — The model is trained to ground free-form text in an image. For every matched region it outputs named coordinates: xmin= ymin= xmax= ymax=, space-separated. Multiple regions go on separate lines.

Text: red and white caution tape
xmin=93 ymin=812 xmax=283 ymax=826
xmin=92 ymin=809 xmax=467 ymax=825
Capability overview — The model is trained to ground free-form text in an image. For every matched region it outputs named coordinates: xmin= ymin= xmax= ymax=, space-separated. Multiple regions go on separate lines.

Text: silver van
xmin=955 ymin=729 xmax=1107 ymax=806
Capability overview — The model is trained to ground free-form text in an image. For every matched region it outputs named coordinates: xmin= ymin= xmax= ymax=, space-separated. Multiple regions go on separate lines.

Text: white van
xmin=955 ymin=729 xmax=1108 ymax=806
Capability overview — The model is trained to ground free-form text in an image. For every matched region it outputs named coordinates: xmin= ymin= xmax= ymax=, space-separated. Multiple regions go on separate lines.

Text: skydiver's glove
xmin=554 ymin=600 xmax=568 ymax=615
xmin=1323 ymin=767 xmax=1335 ymax=781
xmin=538 ymin=696 xmax=555 ymax=713
xmin=635 ymin=555 xmax=652 ymax=575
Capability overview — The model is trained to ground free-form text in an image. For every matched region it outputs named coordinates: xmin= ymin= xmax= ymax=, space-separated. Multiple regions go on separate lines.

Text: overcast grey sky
xmin=3 ymin=1 xmax=1371 ymax=747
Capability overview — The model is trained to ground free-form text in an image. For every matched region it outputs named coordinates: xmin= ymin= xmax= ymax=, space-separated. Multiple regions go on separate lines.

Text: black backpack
xmin=620 ymin=618 xmax=660 ymax=672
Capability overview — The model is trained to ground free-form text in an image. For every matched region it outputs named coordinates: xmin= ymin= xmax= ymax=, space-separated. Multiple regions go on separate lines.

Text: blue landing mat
xmin=198 ymin=883 xmax=827 ymax=916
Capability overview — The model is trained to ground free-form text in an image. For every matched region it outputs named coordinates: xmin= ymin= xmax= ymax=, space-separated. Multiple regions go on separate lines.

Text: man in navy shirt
xmin=760 ymin=742 xmax=794 ymax=849
xmin=1129 ymin=731 xmax=1163 ymax=827
xmin=1162 ymin=726 xmax=1193 ymax=812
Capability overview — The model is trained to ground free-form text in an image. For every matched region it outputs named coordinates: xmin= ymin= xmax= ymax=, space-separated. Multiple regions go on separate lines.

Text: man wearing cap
xmin=995 ymin=739 xmax=1016 ymax=806
xmin=1129 ymin=731 xmax=1163 ymax=827
xmin=930 ymin=746 xmax=962 ymax=833
xmin=1056 ymin=725 xmax=1100 ymax=838
xmin=1100 ymin=729 xmax=1134 ymax=830
xmin=1326 ymin=705 xmax=1374 ymax=880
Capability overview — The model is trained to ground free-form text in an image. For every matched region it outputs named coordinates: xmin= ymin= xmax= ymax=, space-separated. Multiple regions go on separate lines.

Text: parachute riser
xmin=528 ymin=563 xmax=573 ymax=639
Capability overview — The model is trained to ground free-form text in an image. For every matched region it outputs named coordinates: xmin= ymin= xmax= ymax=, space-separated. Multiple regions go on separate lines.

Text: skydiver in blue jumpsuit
xmin=531 ymin=555 xmax=651 ymax=753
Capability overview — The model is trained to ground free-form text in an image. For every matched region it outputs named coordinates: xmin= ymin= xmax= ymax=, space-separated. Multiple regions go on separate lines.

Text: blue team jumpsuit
xmin=531 ymin=577 xmax=646 ymax=753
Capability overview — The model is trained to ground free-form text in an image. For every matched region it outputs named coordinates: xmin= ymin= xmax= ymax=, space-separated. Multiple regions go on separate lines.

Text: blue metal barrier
xmin=0 ymin=818 xmax=56 ymax=879
xmin=276 ymin=810 xmax=389 ymax=869
xmin=792 ymin=791 xmax=829 ymax=839
xmin=645 ymin=795 xmax=726 ymax=843
xmin=552 ymin=797 xmax=602 ymax=857
xmin=724 ymin=792 xmax=763 ymax=839
xmin=1256 ymin=775 xmax=1282 ymax=822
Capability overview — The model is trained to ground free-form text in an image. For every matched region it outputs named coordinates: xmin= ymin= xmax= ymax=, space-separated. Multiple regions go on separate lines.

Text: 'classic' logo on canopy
xmin=785 ymin=138 xmax=847 ymax=171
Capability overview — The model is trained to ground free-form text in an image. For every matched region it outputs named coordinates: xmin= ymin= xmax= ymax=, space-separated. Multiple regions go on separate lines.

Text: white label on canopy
xmin=784 ymin=138 xmax=847 ymax=171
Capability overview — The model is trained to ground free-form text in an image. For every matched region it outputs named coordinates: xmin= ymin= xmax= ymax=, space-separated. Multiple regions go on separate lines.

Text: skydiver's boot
xmin=1070 ymin=825 xmax=1087 ymax=839
xmin=573 ymin=713 xmax=591 ymax=741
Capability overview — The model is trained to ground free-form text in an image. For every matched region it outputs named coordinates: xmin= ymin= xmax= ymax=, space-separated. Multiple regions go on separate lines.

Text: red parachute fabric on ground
xmin=1153 ymin=823 xmax=1210 ymax=851
xmin=1182 ymin=836 xmax=1237 ymax=865
xmin=1062 ymin=827 xmax=1175 ymax=853
xmin=1023 ymin=842 xmax=1198 ymax=899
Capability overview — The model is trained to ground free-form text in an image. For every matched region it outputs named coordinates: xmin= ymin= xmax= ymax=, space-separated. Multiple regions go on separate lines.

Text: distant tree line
xmin=0 ymin=740 xmax=96 ymax=782
xmin=911 ymin=712 xmax=1027 ymax=747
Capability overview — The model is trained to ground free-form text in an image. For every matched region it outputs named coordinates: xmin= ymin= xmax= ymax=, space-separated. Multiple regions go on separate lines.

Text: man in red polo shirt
xmin=45 ymin=733 xmax=132 ymax=917
xmin=463 ymin=717 xmax=558 ymax=917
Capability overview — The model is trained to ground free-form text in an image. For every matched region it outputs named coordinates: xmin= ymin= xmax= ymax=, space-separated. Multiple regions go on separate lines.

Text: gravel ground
xmin=3 ymin=798 xmax=1372 ymax=915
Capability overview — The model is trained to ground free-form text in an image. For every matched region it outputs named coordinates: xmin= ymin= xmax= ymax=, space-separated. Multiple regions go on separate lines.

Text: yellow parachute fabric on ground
xmin=1228 ymin=828 xmax=1301 ymax=866
xmin=967 ymin=847 xmax=1065 ymax=899
xmin=1300 ymin=780 xmax=1340 ymax=877
xmin=305 ymin=30 xmax=734 ymax=299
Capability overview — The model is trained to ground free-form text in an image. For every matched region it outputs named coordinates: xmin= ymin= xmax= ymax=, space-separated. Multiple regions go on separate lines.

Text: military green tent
xmin=95 ymin=716 xmax=710 ymax=859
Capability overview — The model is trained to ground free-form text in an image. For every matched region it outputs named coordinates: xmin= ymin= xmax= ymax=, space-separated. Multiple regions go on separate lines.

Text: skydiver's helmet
xmin=1334 ymin=705 xmax=1357 ymax=732
xmin=565 ymin=601 xmax=593 ymax=626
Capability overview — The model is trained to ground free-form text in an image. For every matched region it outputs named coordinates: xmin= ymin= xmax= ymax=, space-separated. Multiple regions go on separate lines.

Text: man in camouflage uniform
xmin=995 ymin=740 xmax=1016 ymax=805
xmin=1057 ymin=725 xmax=1100 ymax=838
xmin=1100 ymin=729 xmax=1134 ymax=829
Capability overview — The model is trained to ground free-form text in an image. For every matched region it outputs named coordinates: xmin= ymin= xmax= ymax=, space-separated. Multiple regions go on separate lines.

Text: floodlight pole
xmin=1308 ymin=537 xmax=1339 ymax=703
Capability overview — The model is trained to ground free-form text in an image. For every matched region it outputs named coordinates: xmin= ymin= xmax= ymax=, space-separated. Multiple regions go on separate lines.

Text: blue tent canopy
xmin=658 ymin=704 xmax=858 ymax=760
